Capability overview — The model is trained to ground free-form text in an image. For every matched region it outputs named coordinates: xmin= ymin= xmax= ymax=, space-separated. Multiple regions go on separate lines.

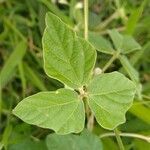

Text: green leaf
xmin=133 ymin=138 xmax=150 ymax=150
xmin=129 ymin=103 xmax=150 ymax=125
xmin=0 ymin=40 xmax=27 ymax=88
xmin=13 ymin=89 xmax=85 ymax=134
xmin=46 ymin=129 xmax=103 ymax=150
xmin=89 ymin=32 xmax=114 ymax=55
xmin=108 ymin=29 xmax=123 ymax=51
xmin=40 ymin=0 xmax=73 ymax=26
xmin=121 ymin=35 xmax=141 ymax=54
xmin=108 ymin=29 xmax=141 ymax=53
xmin=119 ymin=55 xmax=139 ymax=83
xmin=87 ymin=72 xmax=136 ymax=130
xmin=119 ymin=55 xmax=142 ymax=99
xmin=42 ymin=12 xmax=96 ymax=89
xmin=8 ymin=138 xmax=47 ymax=150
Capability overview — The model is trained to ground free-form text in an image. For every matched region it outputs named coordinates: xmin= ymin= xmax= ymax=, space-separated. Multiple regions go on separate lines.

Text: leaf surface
xmin=46 ymin=129 xmax=103 ymax=150
xmin=13 ymin=89 xmax=85 ymax=134
xmin=108 ymin=29 xmax=141 ymax=53
xmin=89 ymin=32 xmax=114 ymax=54
xmin=119 ymin=55 xmax=139 ymax=83
xmin=43 ymin=12 xmax=96 ymax=89
xmin=87 ymin=72 xmax=136 ymax=129
xmin=108 ymin=29 xmax=123 ymax=51
xmin=121 ymin=35 xmax=141 ymax=54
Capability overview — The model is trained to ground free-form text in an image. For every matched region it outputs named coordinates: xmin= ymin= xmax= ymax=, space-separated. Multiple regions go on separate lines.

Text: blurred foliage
xmin=0 ymin=0 xmax=150 ymax=149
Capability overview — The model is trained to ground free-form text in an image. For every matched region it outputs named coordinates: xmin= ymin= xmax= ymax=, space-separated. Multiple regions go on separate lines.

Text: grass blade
xmin=0 ymin=41 xmax=27 ymax=88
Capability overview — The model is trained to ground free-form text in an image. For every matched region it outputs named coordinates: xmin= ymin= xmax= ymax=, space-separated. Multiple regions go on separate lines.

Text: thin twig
xmin=84 ymin=0 xmax=88 ymax=40
xmin=100 ymin=132 xmax=150 ymax=143
xmin=142 ymin=94 xmax=150 ymax=100
xmin=84 ymin=0 xmax=94 ymax=131
xmin=99 ymin=26 xmax=125 ymax=35
xmin=102 ymin=51 xmax=120 ymax=73
xmin=95 ymin=11 xmax=119 ymax=31
xmin=114 ymin=128 xmax=125 ymax=150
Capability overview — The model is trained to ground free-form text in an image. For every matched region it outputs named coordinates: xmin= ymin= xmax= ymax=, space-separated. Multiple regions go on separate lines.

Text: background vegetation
xmin=0 ymin=0 xmax=150 ymax=149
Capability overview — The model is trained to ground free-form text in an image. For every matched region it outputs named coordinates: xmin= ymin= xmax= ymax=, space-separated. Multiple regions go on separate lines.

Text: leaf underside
xmin=43 ymin=12 xmax=96 ymax=89
xmin=13 ymin=89 xmax=85 ymax=134
xmin=87 ymin=71 xmax=136 ymax=130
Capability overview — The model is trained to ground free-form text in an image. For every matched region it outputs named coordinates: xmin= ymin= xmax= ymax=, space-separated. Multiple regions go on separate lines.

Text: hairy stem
xmin=102 ymin=51 xmax=119 ymax=73
xmin=142 ymin=94 xmax=150 ymax=100
xmin=114 ymin=128 xmax=125 ymax=150
xmin=95 ymin=11 xmax=119 ymax=31
xmin=84 ymin=0 xmax=94 ymax=131
xmin=100 ymin=132 xmax=150 ymax=143
xmin=84 ymin=0 xmax=88 ymax=40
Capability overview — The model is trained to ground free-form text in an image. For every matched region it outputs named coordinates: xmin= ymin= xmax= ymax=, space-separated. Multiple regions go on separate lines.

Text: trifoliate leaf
xmin=87 ymin=71 xmax=136 ymax=130
xmin=13 ymin=89 xmax=85 ymax=134
xmin=43 ymin=12 xmax=96 ymax=89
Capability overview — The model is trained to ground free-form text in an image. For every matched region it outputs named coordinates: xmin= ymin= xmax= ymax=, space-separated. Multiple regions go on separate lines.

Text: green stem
xmin=84 ymin=0 xmax=94 ymax=131
xmin=102 ymin=51 xmax=119 ymax=73
xmin=142 ymin=94 xmax=150 ymax=100
xmin=95 ymin=11 xmax=118 ymax=31
xmin=0 ymin=86 xmax=2 ymax=126
xmin=84 ymin=0 xmax=88 ymax=40
xmin=100 ymin=132 xmax=150 ymax=143
xmin=114 ymin=128 xmax=125 ymax=150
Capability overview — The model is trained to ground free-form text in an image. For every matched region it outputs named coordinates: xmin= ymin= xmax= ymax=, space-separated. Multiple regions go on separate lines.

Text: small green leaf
xmin=89 ymin=32 xmax=114 ymax=55
xmin=8 ymin=138 xmax=47 ymax=150
xmin=119 ymin=55 xmax=139 ymax=83
xmin=109 ymin=29 xmax=141 ymax=54
xmin=43 ymin=12 xmax=96 ymax=89
xmin=87 ymin=72 xmax=136 ymax=130
xmin=40 ymin=0 xmax=73 ymax=26
xmin=46 ymin=129 xmax=103 ymax=150
xmin=108 ymin=29 xmax=123 ymax=51
xmin=13 ymin=89 xmax=85 ymax=134
xmin=119 ymin=55 xmax=142 ymax=99
xmin=121 ymin=35 xmax=141 ymax=54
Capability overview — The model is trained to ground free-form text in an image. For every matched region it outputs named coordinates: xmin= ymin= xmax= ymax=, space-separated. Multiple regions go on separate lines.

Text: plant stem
xmin=114 ymin=128 xmax=125 ymax=150
xmin=0 ymin=87 xmax=2 ymax=126
xmin=142 ymin=94 xmax=150 ymax=100
xmin=87 ymin=112 xmax=94 ymax=131
xmin=100 ymin=132 xmax=150 ymax=143
xmin=95 ymin=11 xmax=119 ymax=31
xmin=102 ymin=51 xmax=119 ymax=73
xmin=84 ymin=0 xmax=94 ymax=131
xmin=84 ymin=0 xmax=88 ymax=40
